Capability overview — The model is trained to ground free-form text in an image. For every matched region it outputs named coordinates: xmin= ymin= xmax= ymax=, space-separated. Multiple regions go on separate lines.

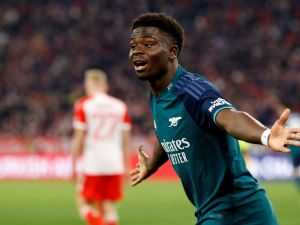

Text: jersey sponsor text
xmin=161 ymin=138 xmax=190 ymax=152
xmin=208 ymin=97 xmax=231 ymax=112
xmin=169 ymin=152 xmax=188 ymax=165
xmin=161 ymin=138 xmax=190 ymax=165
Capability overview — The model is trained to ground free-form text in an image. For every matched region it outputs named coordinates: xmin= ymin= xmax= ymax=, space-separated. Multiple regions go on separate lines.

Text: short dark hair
xmin=132 ymin=12 xmax=184 ymax=55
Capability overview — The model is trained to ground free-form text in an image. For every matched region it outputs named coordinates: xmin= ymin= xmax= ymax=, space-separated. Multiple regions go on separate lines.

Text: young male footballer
xmin=129 ymin=12 xmax=300 ymax=225
xmin=72 ymin=69 xmax=131 ymax=225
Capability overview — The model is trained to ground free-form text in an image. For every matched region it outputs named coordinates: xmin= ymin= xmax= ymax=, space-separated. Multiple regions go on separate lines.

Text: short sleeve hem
xmin=212 ymin=106 xmax=236 ymax=124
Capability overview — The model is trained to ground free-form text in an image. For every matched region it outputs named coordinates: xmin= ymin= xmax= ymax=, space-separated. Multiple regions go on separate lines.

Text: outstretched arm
xmin=130 ymin=138 xmax=168 ymax=186
xmin=216 ymin=108 xmax=300 ymax=152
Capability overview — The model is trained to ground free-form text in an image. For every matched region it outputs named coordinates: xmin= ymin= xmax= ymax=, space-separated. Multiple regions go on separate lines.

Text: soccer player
xmin=128 ymin=12 xmax=300 ymax=225
xmin=72 ymin=69 xmax=132 ymax=225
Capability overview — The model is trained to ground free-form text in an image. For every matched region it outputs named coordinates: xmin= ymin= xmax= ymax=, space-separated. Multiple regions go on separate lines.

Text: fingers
xmin=285 ymin=139 xmax=300 ymax=147
xmin=130 ymin=164 xmax=143 ymax=186
xmin=288 ymin=128 xmax=300 ymax=134
xmin=129 ymin=167 xmax=140 ymax=176
xmin=278 ymin=146 xmax=291 ymax=153
xmin=288 ymin=131 xmax=300 ymax=140
xmin=137 ymin=145 xmax=149 ymax=160
xmin=131 ymin=174 xmax=141 ymax=185
xmin=287 ymin=128 xmax=300 ymax=143
xmin=131 ymin=177 xmax=143 ymax=186
xmin=129 ymin=145 xmax=150 ymax=186
xmin=130 ymin=167 xmax=143 ymax=186
xmin=277 ymin=108 xmax=290 ymax=126
xmin=278 ymin=137 xmax=300 ymax=153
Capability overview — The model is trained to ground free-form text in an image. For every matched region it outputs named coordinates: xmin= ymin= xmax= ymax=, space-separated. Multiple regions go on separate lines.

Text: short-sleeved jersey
xmin=73 ymin=93 xmax=131 ymax=175
xmin=150 ymin=65 xmax=261 ymax=222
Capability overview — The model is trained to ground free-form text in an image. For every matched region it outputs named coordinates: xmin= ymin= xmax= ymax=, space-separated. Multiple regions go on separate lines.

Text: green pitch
xmin=0 ymin=181 xmax=299 ymax=225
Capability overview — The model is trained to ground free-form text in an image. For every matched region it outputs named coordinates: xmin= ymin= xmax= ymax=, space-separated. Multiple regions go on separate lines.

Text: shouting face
xmin=129 ymin=26 xmax=177 ymax=82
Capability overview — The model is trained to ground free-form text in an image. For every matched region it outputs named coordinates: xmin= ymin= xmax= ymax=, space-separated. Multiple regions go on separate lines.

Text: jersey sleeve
xmin=73 ymin=99 xmax=86 ymax=130
xmin=122 ymin=107 xmax=132 ymax=131
xmin=182 ymin=83 xmax=235 ymax=130
xmin=200 ymin=90 xmax=235 ymax=127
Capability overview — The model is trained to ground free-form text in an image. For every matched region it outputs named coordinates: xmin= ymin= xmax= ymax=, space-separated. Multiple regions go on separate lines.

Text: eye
xmin=144 ymin=43 xmax=152 ymax=48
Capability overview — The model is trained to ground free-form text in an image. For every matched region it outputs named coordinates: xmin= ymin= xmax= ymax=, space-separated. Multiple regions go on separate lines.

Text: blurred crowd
xmin=0 ymin=0 xmax=300 ymax=139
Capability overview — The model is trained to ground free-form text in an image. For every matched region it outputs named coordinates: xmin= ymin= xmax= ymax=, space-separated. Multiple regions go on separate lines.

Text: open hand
xmin=269 ymin=108 xmax=300 ymax=152
xmin=130 ymin=145 xmax=151 ymax=186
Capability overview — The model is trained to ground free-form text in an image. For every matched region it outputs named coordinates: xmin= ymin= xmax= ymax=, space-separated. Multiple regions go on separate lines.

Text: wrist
xmin=146 ymin=159 xmax=158 ymax=177
xmin=261 ymin=129 xmax=271 ymax=147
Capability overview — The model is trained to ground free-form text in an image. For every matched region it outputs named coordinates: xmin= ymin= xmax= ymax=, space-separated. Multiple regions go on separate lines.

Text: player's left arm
xmin=216 ymin=108 xmax=300 ymax=152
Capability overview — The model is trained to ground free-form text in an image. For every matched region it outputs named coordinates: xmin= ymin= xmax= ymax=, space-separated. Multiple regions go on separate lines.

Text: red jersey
xmin=73 ymin=93 xmax=131 ymax=175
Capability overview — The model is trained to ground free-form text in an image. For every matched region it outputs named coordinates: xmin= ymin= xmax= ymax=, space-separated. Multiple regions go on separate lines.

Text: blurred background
xmin=0 ymin=0 xmax=300 ymax=225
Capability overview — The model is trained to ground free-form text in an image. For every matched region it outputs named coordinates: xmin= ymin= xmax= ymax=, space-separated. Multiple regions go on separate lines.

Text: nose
xmin=132 ymin=46 xmax=144 ymax=55
xmin=129 ymin=45 xmax=144 ymax=60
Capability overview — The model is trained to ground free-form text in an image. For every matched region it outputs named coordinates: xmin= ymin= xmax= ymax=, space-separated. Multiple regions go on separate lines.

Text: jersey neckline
xmin=152 ymin=64 xmax=185 ymax=100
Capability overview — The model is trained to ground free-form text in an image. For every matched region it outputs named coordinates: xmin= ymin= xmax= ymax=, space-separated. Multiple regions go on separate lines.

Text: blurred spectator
xmin=0 ymin=0 xmax=300 ymax=143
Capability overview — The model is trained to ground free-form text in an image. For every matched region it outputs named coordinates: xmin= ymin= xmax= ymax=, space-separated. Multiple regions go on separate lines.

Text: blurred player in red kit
xmin=72 ymin=69 xmax=132 ymax=225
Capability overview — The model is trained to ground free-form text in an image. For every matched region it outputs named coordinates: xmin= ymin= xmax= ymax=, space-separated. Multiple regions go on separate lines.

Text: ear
xmin=169 ymin=45 xmax=179 ymax=60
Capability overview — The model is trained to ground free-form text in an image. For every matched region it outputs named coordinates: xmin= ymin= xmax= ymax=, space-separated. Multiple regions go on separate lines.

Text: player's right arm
xmin=130 ymin=138 xmax=168 ymax=186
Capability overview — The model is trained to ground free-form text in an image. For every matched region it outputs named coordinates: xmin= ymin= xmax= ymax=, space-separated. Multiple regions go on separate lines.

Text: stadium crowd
xmin=0 ymin=0 xmax=300 ymax=141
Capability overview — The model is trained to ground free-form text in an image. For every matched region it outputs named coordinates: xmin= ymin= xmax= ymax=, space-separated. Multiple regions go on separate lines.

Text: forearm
xmin=71 ymin=130 xmax=84 ymax=169
xmin=71 ymin=143 xmax=80 ymax=170
xmin=217 ymin=109 xmax=268 ymax=144
xmin=147 ymin=140 xmax=168 ymax=175
xmin=72 ymin=146 xmax=80 ymax=169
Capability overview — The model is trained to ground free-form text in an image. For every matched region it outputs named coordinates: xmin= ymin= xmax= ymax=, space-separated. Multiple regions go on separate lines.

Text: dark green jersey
xmin=150 ymin=65 xmax=262 ymax=222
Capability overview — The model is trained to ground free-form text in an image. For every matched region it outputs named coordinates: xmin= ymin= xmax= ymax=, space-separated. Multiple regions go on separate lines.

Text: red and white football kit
xmin=73 ymin=92 xmax=131 ymax=201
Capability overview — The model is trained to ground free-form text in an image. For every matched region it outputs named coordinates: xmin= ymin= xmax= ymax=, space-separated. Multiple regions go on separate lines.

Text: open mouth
xmin=133 ymin=60 xmax=148 ymax=72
